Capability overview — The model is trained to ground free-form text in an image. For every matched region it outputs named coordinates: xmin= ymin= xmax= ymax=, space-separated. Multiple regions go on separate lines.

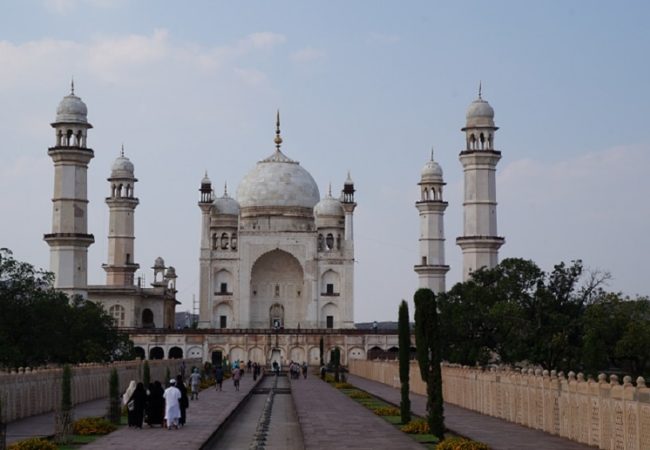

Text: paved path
xmin=290 ymin=376 xmax=424 ymax=450
xmin=83 ymin=374 xmax=260 ymax=449
xmin=348 ymin=374 xmax=594 ymax=450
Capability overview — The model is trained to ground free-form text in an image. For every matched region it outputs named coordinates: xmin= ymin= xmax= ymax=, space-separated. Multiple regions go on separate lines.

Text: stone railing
xmin=349 ymin=360 xmax=650 ymax=450
xmin=0 ymin=359 xmax=199 ymax=423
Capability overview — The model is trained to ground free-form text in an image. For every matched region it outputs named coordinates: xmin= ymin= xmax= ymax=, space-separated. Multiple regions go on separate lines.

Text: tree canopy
xmin=0 ymin=248 xmax=133 ymax=368
xmin=438 ymin=257 xmax=650 ymax=377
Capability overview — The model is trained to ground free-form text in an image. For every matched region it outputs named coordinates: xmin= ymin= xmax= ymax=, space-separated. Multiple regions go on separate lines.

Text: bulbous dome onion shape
xmin=237 ymin=150 xmax=320 ymax=210
xmin=465 ymin=97 xmax=495 ymax=128
xmin=314 ymin=194 xmax=344 ymax=217
xmin=153 ymin=256 xmax=165 ymax=268
xmin=56 ymin=94 xmax=89 ymax=124
xmin=421 ymin=159 xmax=443 ymax=182
xmin=111 ymin=156 xmax=135 ymax=178
xmin=213 ymin=193 xmax=240 ymax=216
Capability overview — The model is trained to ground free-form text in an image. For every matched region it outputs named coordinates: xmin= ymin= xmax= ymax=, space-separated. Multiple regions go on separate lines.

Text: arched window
xmin=109 ymin=304 xmax=125 ymax=327
xmin=336 ymin=234 xmax=341 ymax=250
xmin=212 ymin=233 xmax=218 ymax=249
xmin=317 ymin=234 xmax=324 ymax=251
xmin=230 ymin=232 xmax=237 ymax=250
xmin=220 ymin=232 xmax=229 ymax=250
xmin=142 ymin=308 xmax=154 ymax=328
xmin=325 ymin=233 xmax=334 ymax=250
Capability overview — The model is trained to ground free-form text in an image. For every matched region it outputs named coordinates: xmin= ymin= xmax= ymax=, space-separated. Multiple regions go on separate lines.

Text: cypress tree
xmin=108 ymin=368 xmax=120 ymax=424
xmin=398 ymin=300 xmax=411 ymax=424
xmin=332 ymin=347 xmax=341 ymax=382
xmin=56 ymin=364 xmax=73 ymax=444
xmin=319 ymin=337 xmax=324 ymax=367
xmin=414 ymin=288 xmax=445 ymax=440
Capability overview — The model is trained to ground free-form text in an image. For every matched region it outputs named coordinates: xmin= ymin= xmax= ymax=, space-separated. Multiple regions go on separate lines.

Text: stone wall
xmin=0 ymin=358 xmax=199 ymax=423
xmin=349 ymin=360 xmax=650 ymax=450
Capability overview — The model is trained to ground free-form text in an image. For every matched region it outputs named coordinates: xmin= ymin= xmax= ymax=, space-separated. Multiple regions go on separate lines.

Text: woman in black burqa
xmin=146 ymin=381 xmax=165 ymax=427
xmin=176 ymin=375 xmax=189 ymax=427
xmin=127 ymin=382 xmax=147 ymax=428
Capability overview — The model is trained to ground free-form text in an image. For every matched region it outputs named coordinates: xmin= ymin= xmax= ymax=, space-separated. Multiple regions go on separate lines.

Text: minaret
xmin=414 ymin=150 xmax=449 ymax=293
xmin=456 ymin=85 xmax=505 ymax=280
xmin=197 ymin=171 xmax=213 ymax=328
xmin=102 ymin=146 xmax=139 ymax=286
xmin=341 ymin=171 xmax=357 ymax=240
xmin=44 ymin=81 xmax=94 ymax=299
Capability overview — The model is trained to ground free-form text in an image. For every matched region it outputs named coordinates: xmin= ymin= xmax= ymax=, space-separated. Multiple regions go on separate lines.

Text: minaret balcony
xmin=44 ymin=232 xmax=94 ymax=246
xmin=456 ymin=235 xmax=505 ymax=250
xmin=414 ymin=264 xmax=450 ymax=275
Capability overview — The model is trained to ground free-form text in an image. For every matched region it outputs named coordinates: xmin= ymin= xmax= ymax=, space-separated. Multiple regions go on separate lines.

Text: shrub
xmin=334 ymin=382 xmax=354 ymax=389
xmin=199 ymin=378 xmax=216 ymax=389
xmin=372 ymin=406 xmax=400 ymax=416
xmin=348 ymin=390 xmax=371 ymax=399
xmin=72 ymin=417 xmax=117 ymax=435
xmin=436 ymin=437 xmax=491 ymax=450
xmin=8 ymin=438 xmax=57 ymax=450
xmin=324 ymin=374 xmax=335 ymax=383
xmin=401 ymin=419 xmax=430 ymax=434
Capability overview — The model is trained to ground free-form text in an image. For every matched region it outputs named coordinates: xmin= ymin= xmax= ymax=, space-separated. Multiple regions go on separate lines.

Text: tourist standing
xmin=189 ymin=368 xmax=201 ymax=400
xmin=128 ymin=382 xmax=147 ymax=428
xmin=232 ymin=366 xmax=241 ymax=391
xmin=146 ymin=381 xmax=165 ymax=427
xmin=302 ymin=362 xmax=308 ymax=379
xmin=163 ymin=379 xmax=181 ymax=430
xmin=122 ymin=380 xmax=137 ymax=427
xmin=176 ymin=375 xmax=189 ymax=427
xmin=215 ymin=365 xmax=224 ymax=391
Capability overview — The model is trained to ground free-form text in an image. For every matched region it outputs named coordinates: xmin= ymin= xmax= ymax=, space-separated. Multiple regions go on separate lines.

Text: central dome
xmin=237 ymin=149 xmax=320 ymax=210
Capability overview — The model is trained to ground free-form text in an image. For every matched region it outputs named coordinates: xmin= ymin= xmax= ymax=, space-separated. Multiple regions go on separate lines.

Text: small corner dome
xmin=153 ymin=257 xmax=165 ymax=268
xmin=237 ymin=151 xmax=320 ymax=210
xmin=111 ymin=156 xmax=134 ymax=177
xmin=314 ymin=194 xmax=344 ymax=217
xmin=421 ymin=159 xmax=443 ymax=181
xmin=465 ymin=97 xmax=495 ymax=128
xmin=201 ymin=173 xmax=211 ymax=186
xmin=213 ymin=193 xmax=240 ymax=216
xmin=56 ymin=93 xmax=89 ymax=124
xmin=165 ymin=266 xmax=177 ymax=278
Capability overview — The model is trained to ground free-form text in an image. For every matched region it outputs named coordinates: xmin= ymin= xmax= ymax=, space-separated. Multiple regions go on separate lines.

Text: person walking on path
xmin=127 ymin=382 xmax=147 ymax=428
xmin=232 ymin=366 xmax=241 ymax=392
xmin=189 ymin=368 xmax=201 ymax=400
xmin=163 ymin=379 xmax=181 ymax=430
xmin=122 ymin=380 xmax=137 ymax=427
xmin=214 ymin=365 xmax=224 ymax=391
xmin=146 ymin=381 xmax=165 ymax=427
xmin=175 ymin=375 xmax=189 ymax=427
xmin=302 ymin=362 xmax=308 ymax=379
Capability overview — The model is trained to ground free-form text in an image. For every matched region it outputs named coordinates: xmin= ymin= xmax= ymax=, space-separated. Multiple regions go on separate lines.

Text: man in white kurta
xmin=163 ymin=379 xmax=182 ymax=429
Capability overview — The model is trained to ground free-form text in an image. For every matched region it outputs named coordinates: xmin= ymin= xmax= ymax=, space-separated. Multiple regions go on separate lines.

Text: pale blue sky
xmin=1 ymin=0 xmax=649 ymax=321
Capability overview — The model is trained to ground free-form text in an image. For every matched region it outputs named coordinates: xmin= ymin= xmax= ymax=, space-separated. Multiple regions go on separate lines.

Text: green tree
xmin=414 ymin=288 xmax=444 ymax=440
xmin=0 ymin=249 xmax=134 ymax=368
xmin=108 ymin=368 xmax=120 ymax=425
xmin=319 ymin=337 xmax=324 ymax=367
xmin=331 ymin=347 xmax=341 ymax=382
xmin=398 ymin=300 xmax=411 ymax=424
xmin=56 ymin=364 xmax=73 ymax=444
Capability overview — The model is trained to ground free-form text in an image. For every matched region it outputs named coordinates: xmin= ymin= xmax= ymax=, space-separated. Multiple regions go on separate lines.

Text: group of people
xmin=123 ymin=368 xmax=201 ymax=431
xmin=288 ymin=361 xmax=308 ymax=379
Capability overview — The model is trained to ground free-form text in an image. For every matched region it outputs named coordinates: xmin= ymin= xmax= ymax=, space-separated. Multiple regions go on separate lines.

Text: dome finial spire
xmin=121 ymin=143 xmax=124 ymax=157
xmin=430 ymin=146 xmax=434 ymax=161
xmin=478 ymin=81 xmax=482 ymax=99
xmin=224 ymin=181 xmax=228 ymax=196
xmin=70 ymin=77 xmax=75 ymax=95
xmin=328 ymin=182 xmax=332 ymax=196
xmin=274 ymin=109 xmax=283 ymax=151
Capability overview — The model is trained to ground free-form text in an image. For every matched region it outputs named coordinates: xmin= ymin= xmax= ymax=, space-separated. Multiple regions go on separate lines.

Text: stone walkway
xmin=290 ymin=376 xmax=424 ymax=449
xmin=83 ymin=374 xmax=260 ymax=449
xmin=348 ymin=374 xmax=595 ymax=450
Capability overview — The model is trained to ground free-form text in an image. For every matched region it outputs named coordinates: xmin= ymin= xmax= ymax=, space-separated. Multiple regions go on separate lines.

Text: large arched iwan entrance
xmin=250 ymin=249 xmax=304 ymax=328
